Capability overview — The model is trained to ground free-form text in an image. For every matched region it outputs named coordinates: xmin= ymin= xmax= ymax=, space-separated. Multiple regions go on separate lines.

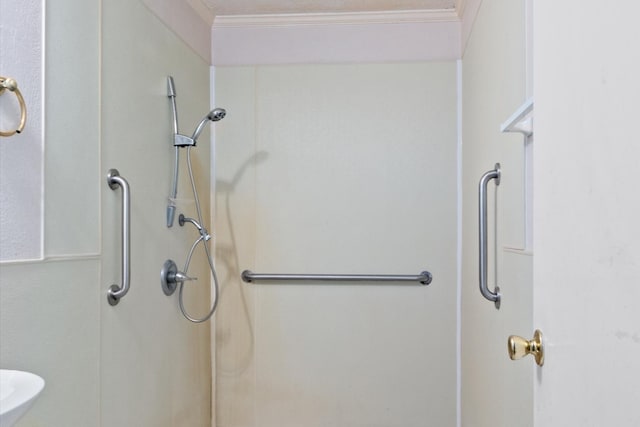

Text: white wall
xmin=0 ymin=1 xmax=101 ymax=424
xmin=533 ymin=2 xmax=640 ymax=425
xmin=0 ymin=0 xmax=212 ymax=425
xmin=100 ymin=0 xmax=212 ymax=425
xmin=0 ymin=0 xmax=43 ymax=260
xmin=460 ymin=0 xmax=532 ymax=426
xmin=214 ymin=62 xmax=458 ymax=427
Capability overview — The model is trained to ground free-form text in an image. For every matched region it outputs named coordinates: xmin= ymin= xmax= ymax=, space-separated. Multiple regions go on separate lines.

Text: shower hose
xmin=178 ymin=146 xmax=219 ymax=323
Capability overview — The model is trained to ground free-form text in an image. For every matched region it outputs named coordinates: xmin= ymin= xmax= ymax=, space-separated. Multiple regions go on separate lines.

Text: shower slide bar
xmin=106 ymin=169 xmax=131 ymax=306
xmin=241 ymin=270 xmax=432 ymax=285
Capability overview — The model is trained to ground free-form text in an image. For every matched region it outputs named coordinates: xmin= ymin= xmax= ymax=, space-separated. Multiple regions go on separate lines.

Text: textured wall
xmin=0 ymin=0 xmax=43 ymax=260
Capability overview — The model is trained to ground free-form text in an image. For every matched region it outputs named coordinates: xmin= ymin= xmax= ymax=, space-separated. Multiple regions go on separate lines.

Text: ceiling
xmin=187 ymin=0 xmax=458 ymax=24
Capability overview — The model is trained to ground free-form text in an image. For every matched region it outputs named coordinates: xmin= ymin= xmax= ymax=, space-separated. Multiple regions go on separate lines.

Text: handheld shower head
xmin=208 ymin=108 xmax=226 ymax=121
xmin=191 ymin=108 xmax=226 ymax=142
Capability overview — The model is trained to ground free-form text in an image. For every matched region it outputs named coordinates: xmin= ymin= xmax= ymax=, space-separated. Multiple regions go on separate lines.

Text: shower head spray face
xmin=208 ymin=108 xmax=226 ymax=122
xmin=191 ymin=108 xmax=226 ymax=142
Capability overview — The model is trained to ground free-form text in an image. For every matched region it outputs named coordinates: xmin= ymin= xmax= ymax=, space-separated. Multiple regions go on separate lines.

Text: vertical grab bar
xmin=107 ymin=169 xmax=131 ymax=306
xmin=479 ymin=163 xmax=501 ymax=309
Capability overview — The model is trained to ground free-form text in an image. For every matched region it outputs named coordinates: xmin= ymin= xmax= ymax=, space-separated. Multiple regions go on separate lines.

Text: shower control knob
xmin=161 ymin=259 xmax=196 ymax=296
xmin=174 ymin=271 xmax=197 ymax=282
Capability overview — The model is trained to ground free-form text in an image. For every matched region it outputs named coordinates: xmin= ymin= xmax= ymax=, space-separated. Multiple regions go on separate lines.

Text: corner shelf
xmin=501 ymin=98 xmax=533 ymax=137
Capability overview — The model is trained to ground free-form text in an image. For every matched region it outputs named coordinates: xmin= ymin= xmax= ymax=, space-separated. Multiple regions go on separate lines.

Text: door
xmin=532 ymin=3 xmax=640 ymax=425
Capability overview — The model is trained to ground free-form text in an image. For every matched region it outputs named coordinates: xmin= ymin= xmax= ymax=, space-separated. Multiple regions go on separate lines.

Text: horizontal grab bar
xmin=241 ymin=270 xmax=432 ymax=285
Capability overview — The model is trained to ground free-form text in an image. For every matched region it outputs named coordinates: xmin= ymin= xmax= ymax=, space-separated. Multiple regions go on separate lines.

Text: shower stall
xmin=0 ymin=2 xmax=461 ymax=426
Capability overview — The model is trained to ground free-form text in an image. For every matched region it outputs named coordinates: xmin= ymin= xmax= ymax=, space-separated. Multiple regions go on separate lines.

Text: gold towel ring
xmin=0 ymin=76 xmax=27 ymax=137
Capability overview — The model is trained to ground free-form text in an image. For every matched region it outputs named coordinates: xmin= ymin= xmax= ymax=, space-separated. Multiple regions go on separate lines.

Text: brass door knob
xmin=508 ymin=330 xmax=544 ymax=366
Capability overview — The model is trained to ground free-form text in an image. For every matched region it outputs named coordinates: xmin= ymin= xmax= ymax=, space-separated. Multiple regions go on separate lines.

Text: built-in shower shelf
xmin=501 ymin=98 xmax=533 ymax=137
xmin=500 ymin=97 xmax=534 ymax=252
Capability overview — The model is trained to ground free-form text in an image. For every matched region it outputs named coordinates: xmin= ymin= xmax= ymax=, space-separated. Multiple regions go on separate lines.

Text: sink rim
xmin=0 ymin=369 xmax=45 ymax=425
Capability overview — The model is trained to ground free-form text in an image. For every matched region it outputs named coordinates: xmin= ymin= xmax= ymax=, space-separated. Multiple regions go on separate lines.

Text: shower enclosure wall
xmin=214 ymin=63 xmax=459 ymax=427
xmin=0 ymin=1 xmax=212 ymax=425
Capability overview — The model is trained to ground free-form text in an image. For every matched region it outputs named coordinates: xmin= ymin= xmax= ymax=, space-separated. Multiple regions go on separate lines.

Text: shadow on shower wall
xmin=215 ymin=151 xmax=269 ymax=375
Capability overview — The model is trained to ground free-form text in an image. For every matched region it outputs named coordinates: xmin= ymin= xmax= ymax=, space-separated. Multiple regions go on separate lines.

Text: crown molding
xmin=455 ymin=0 xmax=467 ymax=18
xmin=144 ymin=1 xmax=479 ymax=64
xmin=213 ymin=8 xmax=459 ymax=28
xmin=186 ymin=0 xmax=215 ymax=26
xmin=212 ymin=19 xmax=461 ymax=65
xmin=142 ymin=0 xmax=212 ymax=63
xmin=459 ymin=0 xmax=481 ymax=54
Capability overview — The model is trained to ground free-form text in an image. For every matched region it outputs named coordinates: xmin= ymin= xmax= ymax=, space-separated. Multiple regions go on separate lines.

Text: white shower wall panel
xmin=215 ymin=62 xmax=458 ymax=427
xmin=1 ymin=0 xmax=213 ymax=424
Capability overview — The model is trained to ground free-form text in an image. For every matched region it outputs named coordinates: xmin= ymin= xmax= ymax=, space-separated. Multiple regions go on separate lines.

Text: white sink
xmin=0 ymin=370 xmax=45 ymax=427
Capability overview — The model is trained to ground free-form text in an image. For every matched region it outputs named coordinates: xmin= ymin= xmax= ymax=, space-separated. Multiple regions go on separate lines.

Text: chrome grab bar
xmin=107 ymin=169 xmax=131 ymax=306
xmin=241 ymin=270 xmax=432 ymax=285
xmin=478 ymin=163 xmax=501 ymax=309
